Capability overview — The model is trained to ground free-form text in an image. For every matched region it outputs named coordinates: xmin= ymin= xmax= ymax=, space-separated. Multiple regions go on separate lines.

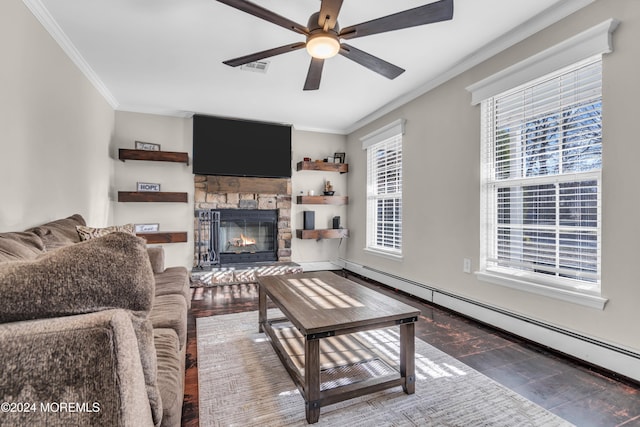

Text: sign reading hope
xmin=137 ymin=182 xmax=161 ymax=192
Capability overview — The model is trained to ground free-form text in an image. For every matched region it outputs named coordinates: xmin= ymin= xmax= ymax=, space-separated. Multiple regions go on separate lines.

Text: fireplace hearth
xmin=195 ymin=209 xmax=278 ymax=268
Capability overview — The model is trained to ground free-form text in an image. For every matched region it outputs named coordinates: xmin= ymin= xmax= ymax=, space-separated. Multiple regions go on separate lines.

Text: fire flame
xmin=239 ymin=233 xmax=256 ymax=246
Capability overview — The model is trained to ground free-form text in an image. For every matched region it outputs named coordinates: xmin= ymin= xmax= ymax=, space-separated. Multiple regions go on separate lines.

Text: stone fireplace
xmin=195 ymin=208 xmax=278 ymax=266
xmin=194 ymin=175 xmax=292 ymax=269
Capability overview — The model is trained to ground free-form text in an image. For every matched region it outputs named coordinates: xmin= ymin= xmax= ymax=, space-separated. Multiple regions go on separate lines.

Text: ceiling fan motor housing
xmin=306 ymin=12 xmax=340 ymax=59
xmin=307 ymin=11 xmax=339 ymax=33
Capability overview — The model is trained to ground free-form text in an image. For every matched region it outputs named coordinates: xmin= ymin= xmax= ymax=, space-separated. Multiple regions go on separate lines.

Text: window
xmin=481 ymin=57 xmax=602 ymax=294
xmin=361 ymin=119 xmax=404 ymax=257
xmin=467 ymin=20 xmax=617 ymax=308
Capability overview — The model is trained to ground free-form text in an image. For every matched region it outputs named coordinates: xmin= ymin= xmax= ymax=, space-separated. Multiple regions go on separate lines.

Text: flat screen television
xmin=192 ymin=114 xmax=292 ymax=178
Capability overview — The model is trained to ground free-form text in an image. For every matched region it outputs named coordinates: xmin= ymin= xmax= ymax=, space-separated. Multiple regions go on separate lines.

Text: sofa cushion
xmin=147 ymin=246 xmax=165 ymax=274
xmin=155 ymin=266 xmax=190 ymax=308
xmin=27 ymin=213 xmax=86 ymax=251
xmin=149 ymin=294 xmax=187 ymax=349
xmin=0 ymin=231 xmax=45 ymax=263
xmin=76 ymin=223 xmax=136 ymax=241
xmin=154 ymin=328 xmax=184 ymax=427
xmin=133 ymin=317 xmax=163 ymax=427
xmin=0 ymin=310 xmax=155 ymax=427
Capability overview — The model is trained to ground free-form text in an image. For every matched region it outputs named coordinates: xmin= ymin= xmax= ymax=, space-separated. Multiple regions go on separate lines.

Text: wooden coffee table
xmin=258 ymin=271 xmax=420 ymax=424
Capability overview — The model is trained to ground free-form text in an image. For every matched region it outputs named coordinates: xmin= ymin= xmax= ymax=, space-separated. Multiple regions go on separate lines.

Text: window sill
xmin=476 ymin=270 xmax=608 ymax=310
xmin=364 ymin=247 xmax=403 ymax=261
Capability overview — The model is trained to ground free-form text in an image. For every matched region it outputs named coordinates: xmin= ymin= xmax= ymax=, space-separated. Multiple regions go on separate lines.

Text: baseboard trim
xmin=298 ymin=261 xmax=344 ymax=272
xmin=339 ymin=259 xmax=640 ymax=383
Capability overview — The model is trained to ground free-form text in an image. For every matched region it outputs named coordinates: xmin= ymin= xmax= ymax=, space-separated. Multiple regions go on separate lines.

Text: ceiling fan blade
xmin=223 ymin=42 xmax=306 ymax=67
xmin=318 ymin=0 xmax=343 ymax=31
xmin=303 ymin=58 xmax=325 ymax=91
xmin=216 ymin=0 xmax=308 ymax=35
xmin=339 ymin=0 xmax=453 ymax=40
xmin=339 ymin=43 xmax=405 ymax=80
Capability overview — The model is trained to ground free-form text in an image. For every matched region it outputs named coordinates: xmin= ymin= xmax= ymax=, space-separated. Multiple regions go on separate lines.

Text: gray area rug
xmin=197 ymin=310 xmax=574 ymax=426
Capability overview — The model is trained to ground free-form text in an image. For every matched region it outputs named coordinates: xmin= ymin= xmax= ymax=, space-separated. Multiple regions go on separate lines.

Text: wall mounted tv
xmin=192 ymin=114 xmax=292 ymax=178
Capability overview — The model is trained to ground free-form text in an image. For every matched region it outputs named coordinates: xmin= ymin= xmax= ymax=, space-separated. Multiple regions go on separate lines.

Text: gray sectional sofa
xmin=0 ymin=214 xmax=189 ymax=426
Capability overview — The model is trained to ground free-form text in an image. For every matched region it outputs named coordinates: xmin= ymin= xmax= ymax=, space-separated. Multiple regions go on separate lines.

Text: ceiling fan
xmin=217 ymin=0 xmax=454 ymax=90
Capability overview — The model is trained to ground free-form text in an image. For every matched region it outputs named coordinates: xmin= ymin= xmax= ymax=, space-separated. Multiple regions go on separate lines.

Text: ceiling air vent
xmin=240 ymin=60 xmax=270 ymax=73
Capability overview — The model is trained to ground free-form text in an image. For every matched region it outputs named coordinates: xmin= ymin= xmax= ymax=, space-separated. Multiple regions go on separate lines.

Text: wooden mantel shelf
xmin=119 ymin=149 xmax=189 ymax=165
xmin=296 ymin=229 xmax=349 ymax=239
xmin=118 ymin=191 xmax=188 ymax=203
xmin=296 ymin=161 xmax=348 ymax=173
xmin=137 ymin=232 xmax=187 ymax=244
xmin=297 ymin=195 xmax=348 ymax=205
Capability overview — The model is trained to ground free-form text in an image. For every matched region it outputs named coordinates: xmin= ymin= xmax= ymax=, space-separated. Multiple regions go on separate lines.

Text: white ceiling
xmin=27 ymin=0 xmax=592 ymax=133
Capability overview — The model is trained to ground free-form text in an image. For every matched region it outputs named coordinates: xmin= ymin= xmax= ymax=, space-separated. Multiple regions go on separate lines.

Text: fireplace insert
xmin=195 ymin=209 xmax=278 ymax=268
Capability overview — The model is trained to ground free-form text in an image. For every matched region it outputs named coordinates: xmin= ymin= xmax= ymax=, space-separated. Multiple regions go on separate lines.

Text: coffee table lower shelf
xmin=259 ymin=316 xmax=416 ymax=423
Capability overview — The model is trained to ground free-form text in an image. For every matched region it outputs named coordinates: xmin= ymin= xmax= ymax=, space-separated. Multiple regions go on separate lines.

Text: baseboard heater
xmin=338 ymin=259 xmax=640 ymax=383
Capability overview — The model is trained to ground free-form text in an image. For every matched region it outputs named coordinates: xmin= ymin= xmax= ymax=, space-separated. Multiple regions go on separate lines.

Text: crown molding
xmin=291 ymin=124 xmax=348 ymax=135
xmin=115 ymin=105 xmax=195 ymax=119
xmin=344 ymin=0 xmax=596 ymax=135
xmin=22 ymin=0 xmax=119 ymax=109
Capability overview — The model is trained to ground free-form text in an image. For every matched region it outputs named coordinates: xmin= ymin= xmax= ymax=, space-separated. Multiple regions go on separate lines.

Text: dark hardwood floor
xmin=181 ymin=271 xmax=640 ymax=427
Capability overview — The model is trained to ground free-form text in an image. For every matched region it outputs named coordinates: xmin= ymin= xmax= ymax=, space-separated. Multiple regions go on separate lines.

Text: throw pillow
xmin=0 ymin=232 xmax=46 ymax=263
xmin=27 ymin=214 xmax=87 ymax=251
xmin=76 ymin=223 xmax=136 ymax=241
xmin=0 ymin=232 xmax=154 ymax=322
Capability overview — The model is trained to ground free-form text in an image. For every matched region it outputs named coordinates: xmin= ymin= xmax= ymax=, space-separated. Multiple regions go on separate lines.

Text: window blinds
xmin=482 ymin=56 xmax=602 ymax=288
xmin=366 ymin=134 xmax=403 ymax=254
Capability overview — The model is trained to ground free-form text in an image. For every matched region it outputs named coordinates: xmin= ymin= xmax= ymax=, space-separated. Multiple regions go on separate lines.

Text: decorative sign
xmin=135 ymin=223 xmax=159 ymax=233
xmin=135 ymin=140 xmax=161 ymax=151
xmin=137 ymin=182 xmax=161 ymax=192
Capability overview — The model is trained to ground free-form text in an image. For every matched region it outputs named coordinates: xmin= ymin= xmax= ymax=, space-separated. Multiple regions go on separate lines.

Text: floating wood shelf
xmin=136 ymin=232 xmax=188 ymax=244
xmin=296 ymin=229 xmax=349 ymax=239
xmin=296 ymin=161 xmax=348 ymax=173
xmin=119 ymin=149 xmax=189 ymax=165
xmin=296 ymin=195 xmax=348 ymax=205
xmin=205 ymin=175 xmax=289 ymax=194
xmin=118 ymin=191 xmax=188 ymax=203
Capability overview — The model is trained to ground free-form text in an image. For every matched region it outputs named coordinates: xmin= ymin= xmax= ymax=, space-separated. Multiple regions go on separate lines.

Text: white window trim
xmin=466 ymin=18 xmax=619 ymax=105
xmin=468 ymin=19 xmax=618 ymax=310
xmin=476 ymin=269 xmax=607 ymax=310
xmin=361 ymin=119 xmax=405 ymax=257
xmin=361 ymin=119 xmax=406 ymax=149
xmin=364 ymin=247 xmax=404 ymax=261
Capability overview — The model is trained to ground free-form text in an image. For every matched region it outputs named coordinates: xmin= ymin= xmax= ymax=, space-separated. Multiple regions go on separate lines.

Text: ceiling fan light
xmin=306 ymin=33 xmax=340 ymax=59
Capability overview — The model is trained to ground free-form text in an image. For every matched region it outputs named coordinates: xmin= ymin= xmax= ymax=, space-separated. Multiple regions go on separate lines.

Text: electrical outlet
xmin=463 ymin=258 xmax=471 ymax=274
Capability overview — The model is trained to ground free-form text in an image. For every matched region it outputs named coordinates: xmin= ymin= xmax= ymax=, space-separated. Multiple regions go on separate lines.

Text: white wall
xmin=291 ymin=129 xmax=348 ymax=265
xmin=345 ymin=0 xmax=640 ymax=353
xmin=0 ymin=0 xmax=114 ymax=232
xmin=112 ymin=111 xmax=193 ymax=268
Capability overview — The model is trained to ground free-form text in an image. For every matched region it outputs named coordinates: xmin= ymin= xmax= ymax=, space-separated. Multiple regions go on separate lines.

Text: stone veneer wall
xmin=194 ymin=175 xmax=292 ymax=263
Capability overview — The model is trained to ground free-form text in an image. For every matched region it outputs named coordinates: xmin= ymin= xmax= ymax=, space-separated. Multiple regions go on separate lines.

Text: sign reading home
xmin=137 ymin=182 xmax=161 ymax=192
xmin=135 ymin=140 xmax=161 ymax=151
xmin=135 ymin=223 xmax=159 ymax=233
